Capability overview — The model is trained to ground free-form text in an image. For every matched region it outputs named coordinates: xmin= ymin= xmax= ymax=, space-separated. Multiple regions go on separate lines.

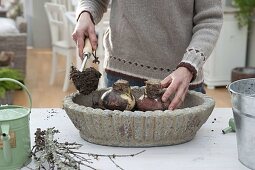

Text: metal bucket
xmin=228 ymin=78 xmax=255 ymax=170
xmin=0 ymin=78 xmax=32 ymax=170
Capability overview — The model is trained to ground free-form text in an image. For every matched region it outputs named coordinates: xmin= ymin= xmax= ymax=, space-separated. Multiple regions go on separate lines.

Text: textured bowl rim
xmin=63 ymin=89 xmax=215 ymax=117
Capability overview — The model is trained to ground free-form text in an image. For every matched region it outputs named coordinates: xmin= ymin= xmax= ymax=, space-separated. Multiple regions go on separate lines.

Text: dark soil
xmin=70 ymin=66 xmax=101 ymax=95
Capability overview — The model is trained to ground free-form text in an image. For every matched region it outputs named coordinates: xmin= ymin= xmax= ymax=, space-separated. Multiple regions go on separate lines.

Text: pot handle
xmin=222 ymin=118 xmax=236 ymax=134
xmin=0 ymin=78 xmax=32 ymax=112
xmin=1 ymin=124 xmax=12 ymax=163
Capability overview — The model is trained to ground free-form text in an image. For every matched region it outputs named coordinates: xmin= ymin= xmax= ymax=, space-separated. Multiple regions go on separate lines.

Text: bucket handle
xmin=0 ymin=78 xmax=32 ymax=112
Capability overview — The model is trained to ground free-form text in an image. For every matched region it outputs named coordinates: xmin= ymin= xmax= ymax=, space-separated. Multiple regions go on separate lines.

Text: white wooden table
xmin=22 ymin=108 xmax=249 ymax=170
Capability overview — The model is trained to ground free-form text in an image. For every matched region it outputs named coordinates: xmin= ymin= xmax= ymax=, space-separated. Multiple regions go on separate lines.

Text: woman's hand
xmin=161 ymin=67 xmax=193 ymax=110
xmin=72 ymin=12 xmax=98 ymax=59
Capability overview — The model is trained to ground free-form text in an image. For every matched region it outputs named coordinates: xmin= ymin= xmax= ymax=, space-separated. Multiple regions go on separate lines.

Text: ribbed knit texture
xmin=77 ymin=0 xmax=223 ymax=86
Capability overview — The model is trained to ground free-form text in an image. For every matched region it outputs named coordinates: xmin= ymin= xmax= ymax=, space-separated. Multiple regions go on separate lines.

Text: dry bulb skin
xmin=136 ymin=79 xmax=171 ymax=111
xmin=100 ymin=79 xmax=135 ymax=111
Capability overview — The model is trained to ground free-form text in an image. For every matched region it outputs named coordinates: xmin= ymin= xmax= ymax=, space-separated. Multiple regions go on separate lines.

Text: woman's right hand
xmin=72 ymin=12 xmax=98 ymax=60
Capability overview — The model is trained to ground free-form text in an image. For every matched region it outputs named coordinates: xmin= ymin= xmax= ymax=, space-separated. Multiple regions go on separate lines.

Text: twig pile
xmin=30 ymin=128 xmax=145 ymax=170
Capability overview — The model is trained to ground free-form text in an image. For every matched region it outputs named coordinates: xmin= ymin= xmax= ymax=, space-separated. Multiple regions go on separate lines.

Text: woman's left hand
xmin=161 ymin=67 xmax=193 ymax=110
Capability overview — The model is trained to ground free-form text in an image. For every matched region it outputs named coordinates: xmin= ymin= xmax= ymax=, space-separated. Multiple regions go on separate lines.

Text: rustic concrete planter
xmin=231 ymin=67 xmax=255 ymax=82
xmin=63 ymin=87 xmax=215 ymax=147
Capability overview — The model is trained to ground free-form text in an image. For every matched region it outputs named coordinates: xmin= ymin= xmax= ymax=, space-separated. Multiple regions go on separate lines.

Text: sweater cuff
xmin=76 ymin=10 xmax=95 ymax=25
xmin=176 ymin=62 xmax=197 ymax=82
xmin=177 ymin=47 xmax=206 ymax=82
xmin=76 ymin=7 xmax=98 ymax=24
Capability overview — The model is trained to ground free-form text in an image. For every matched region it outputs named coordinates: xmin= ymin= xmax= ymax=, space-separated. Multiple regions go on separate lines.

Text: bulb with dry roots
xmin=136 ymin=79 xmax=171 ymax=111
xmin=70 ymin=66 xmax=101 ymax=95
xmin=100 ymin=79 xmax=135 ymax=111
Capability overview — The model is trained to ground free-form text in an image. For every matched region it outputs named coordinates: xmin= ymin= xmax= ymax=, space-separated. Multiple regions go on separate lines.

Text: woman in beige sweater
xmin=72 ymin=0 xmax=223 ymax=110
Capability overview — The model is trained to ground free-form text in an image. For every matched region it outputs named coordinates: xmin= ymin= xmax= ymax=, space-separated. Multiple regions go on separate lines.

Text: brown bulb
xmin=100 ymin=79 xmax=135 ymax=111
xmin=136 ymin=79 xmax=170 ymax=111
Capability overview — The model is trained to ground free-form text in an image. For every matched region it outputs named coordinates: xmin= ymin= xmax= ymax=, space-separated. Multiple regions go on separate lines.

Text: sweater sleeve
xmin=177 ymin=0 xmax=223 ymax=81
xmin=76 ymin=0 xmax=110 ymax=24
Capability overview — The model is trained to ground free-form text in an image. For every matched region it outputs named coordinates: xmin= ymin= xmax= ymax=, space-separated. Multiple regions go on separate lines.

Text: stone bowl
xmin=63 ymin=87 xmax=215 ymax=147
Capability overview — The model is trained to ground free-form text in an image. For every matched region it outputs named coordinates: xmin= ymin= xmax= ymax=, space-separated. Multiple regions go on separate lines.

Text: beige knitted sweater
xmin=76 ymin=0 xmax=223 ymax=86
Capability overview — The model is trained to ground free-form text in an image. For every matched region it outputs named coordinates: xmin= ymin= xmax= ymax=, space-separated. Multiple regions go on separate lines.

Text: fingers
xmin=71 ymin=12 xmax=97 ymax=60
xmin=161 ymin=74 xmax=173 ymax=102
xmin=88 ymin=29 xmax=98 ymax=51
xmin=76 ymin=36 xmax=85 ymax=59
xmin=161 ymin=81 xmax=175 ymax=102
xmin=162 ymin=78 xmax=185 ymax=110
xmin=72 ymin=29 xmax=97 ymax=60
xmin=161 ymin=74 xmax=172 ymax=88
xmin=168 ymin=86 xmax=188 ymax=110
xmin=162 ymin=67 xmax=192 ymax=110
xmin=72 ymin=27 xmax=85 ymax=59
xmin=163 ymin=80 xmax=187 ymax=110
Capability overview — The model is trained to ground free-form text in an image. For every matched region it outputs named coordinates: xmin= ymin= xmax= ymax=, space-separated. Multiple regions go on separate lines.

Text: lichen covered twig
xmin=30 ymin=128 xmax=145 ymax=170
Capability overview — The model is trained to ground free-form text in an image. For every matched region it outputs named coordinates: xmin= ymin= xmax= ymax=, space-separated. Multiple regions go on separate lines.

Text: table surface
xmin=22 ymin=108 xmax=248 ymax=170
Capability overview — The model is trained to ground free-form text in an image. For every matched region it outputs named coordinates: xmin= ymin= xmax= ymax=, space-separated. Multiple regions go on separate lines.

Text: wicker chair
xmin=0 ymin=16 xmax=27 ymax=76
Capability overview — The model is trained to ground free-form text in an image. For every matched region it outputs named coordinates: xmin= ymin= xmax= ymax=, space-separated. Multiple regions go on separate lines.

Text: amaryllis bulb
xmin=136 ymin=79 xmax=170 ymax=111
xmin=100 ymin=79 xmax=135 ymax=111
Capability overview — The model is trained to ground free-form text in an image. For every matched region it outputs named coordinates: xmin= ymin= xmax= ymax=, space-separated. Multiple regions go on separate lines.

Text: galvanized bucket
xmin=228 ymin=78 xmax=255 ymax=170
xmin=0 ymin=78 xmax=32 ymax=170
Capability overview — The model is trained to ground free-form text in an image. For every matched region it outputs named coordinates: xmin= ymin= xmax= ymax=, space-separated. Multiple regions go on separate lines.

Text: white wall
xmin=247 ymin=21 xmax=255 ymax=67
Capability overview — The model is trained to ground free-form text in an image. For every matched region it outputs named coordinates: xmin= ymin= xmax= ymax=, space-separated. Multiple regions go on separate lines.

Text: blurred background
xmin=1 ymin=0 xmax=255 ymax=108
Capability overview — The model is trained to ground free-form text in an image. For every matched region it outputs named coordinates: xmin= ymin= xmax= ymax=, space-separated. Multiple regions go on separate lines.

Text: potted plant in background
xmin=0 ymin=50 xmax=24 ymax=104
xmin=0 ymin=68 xmax=24 ymax=105
xmin=233 ymin=0 xmax=255 ymax=26
xmin=233 ymin=0 xmax=255 ymax=67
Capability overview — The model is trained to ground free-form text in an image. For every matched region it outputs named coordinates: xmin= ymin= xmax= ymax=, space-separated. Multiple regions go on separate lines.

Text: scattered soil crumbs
xmin=45 ymin=109 xmax=58 ymax=120
xmin=47 ymin=109 xmax=57 ymax=114
xmin=210 ymin=118 xmax=217 ymax=132
xmin=211 ymin=118 xmax=217 ymax=124
xmin=70 ymin=66 xmax=102 ymax=95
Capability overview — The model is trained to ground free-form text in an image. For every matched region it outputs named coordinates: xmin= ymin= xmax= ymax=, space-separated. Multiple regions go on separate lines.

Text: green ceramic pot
xmin=0 ymin=78 xmax=32 ymax=170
